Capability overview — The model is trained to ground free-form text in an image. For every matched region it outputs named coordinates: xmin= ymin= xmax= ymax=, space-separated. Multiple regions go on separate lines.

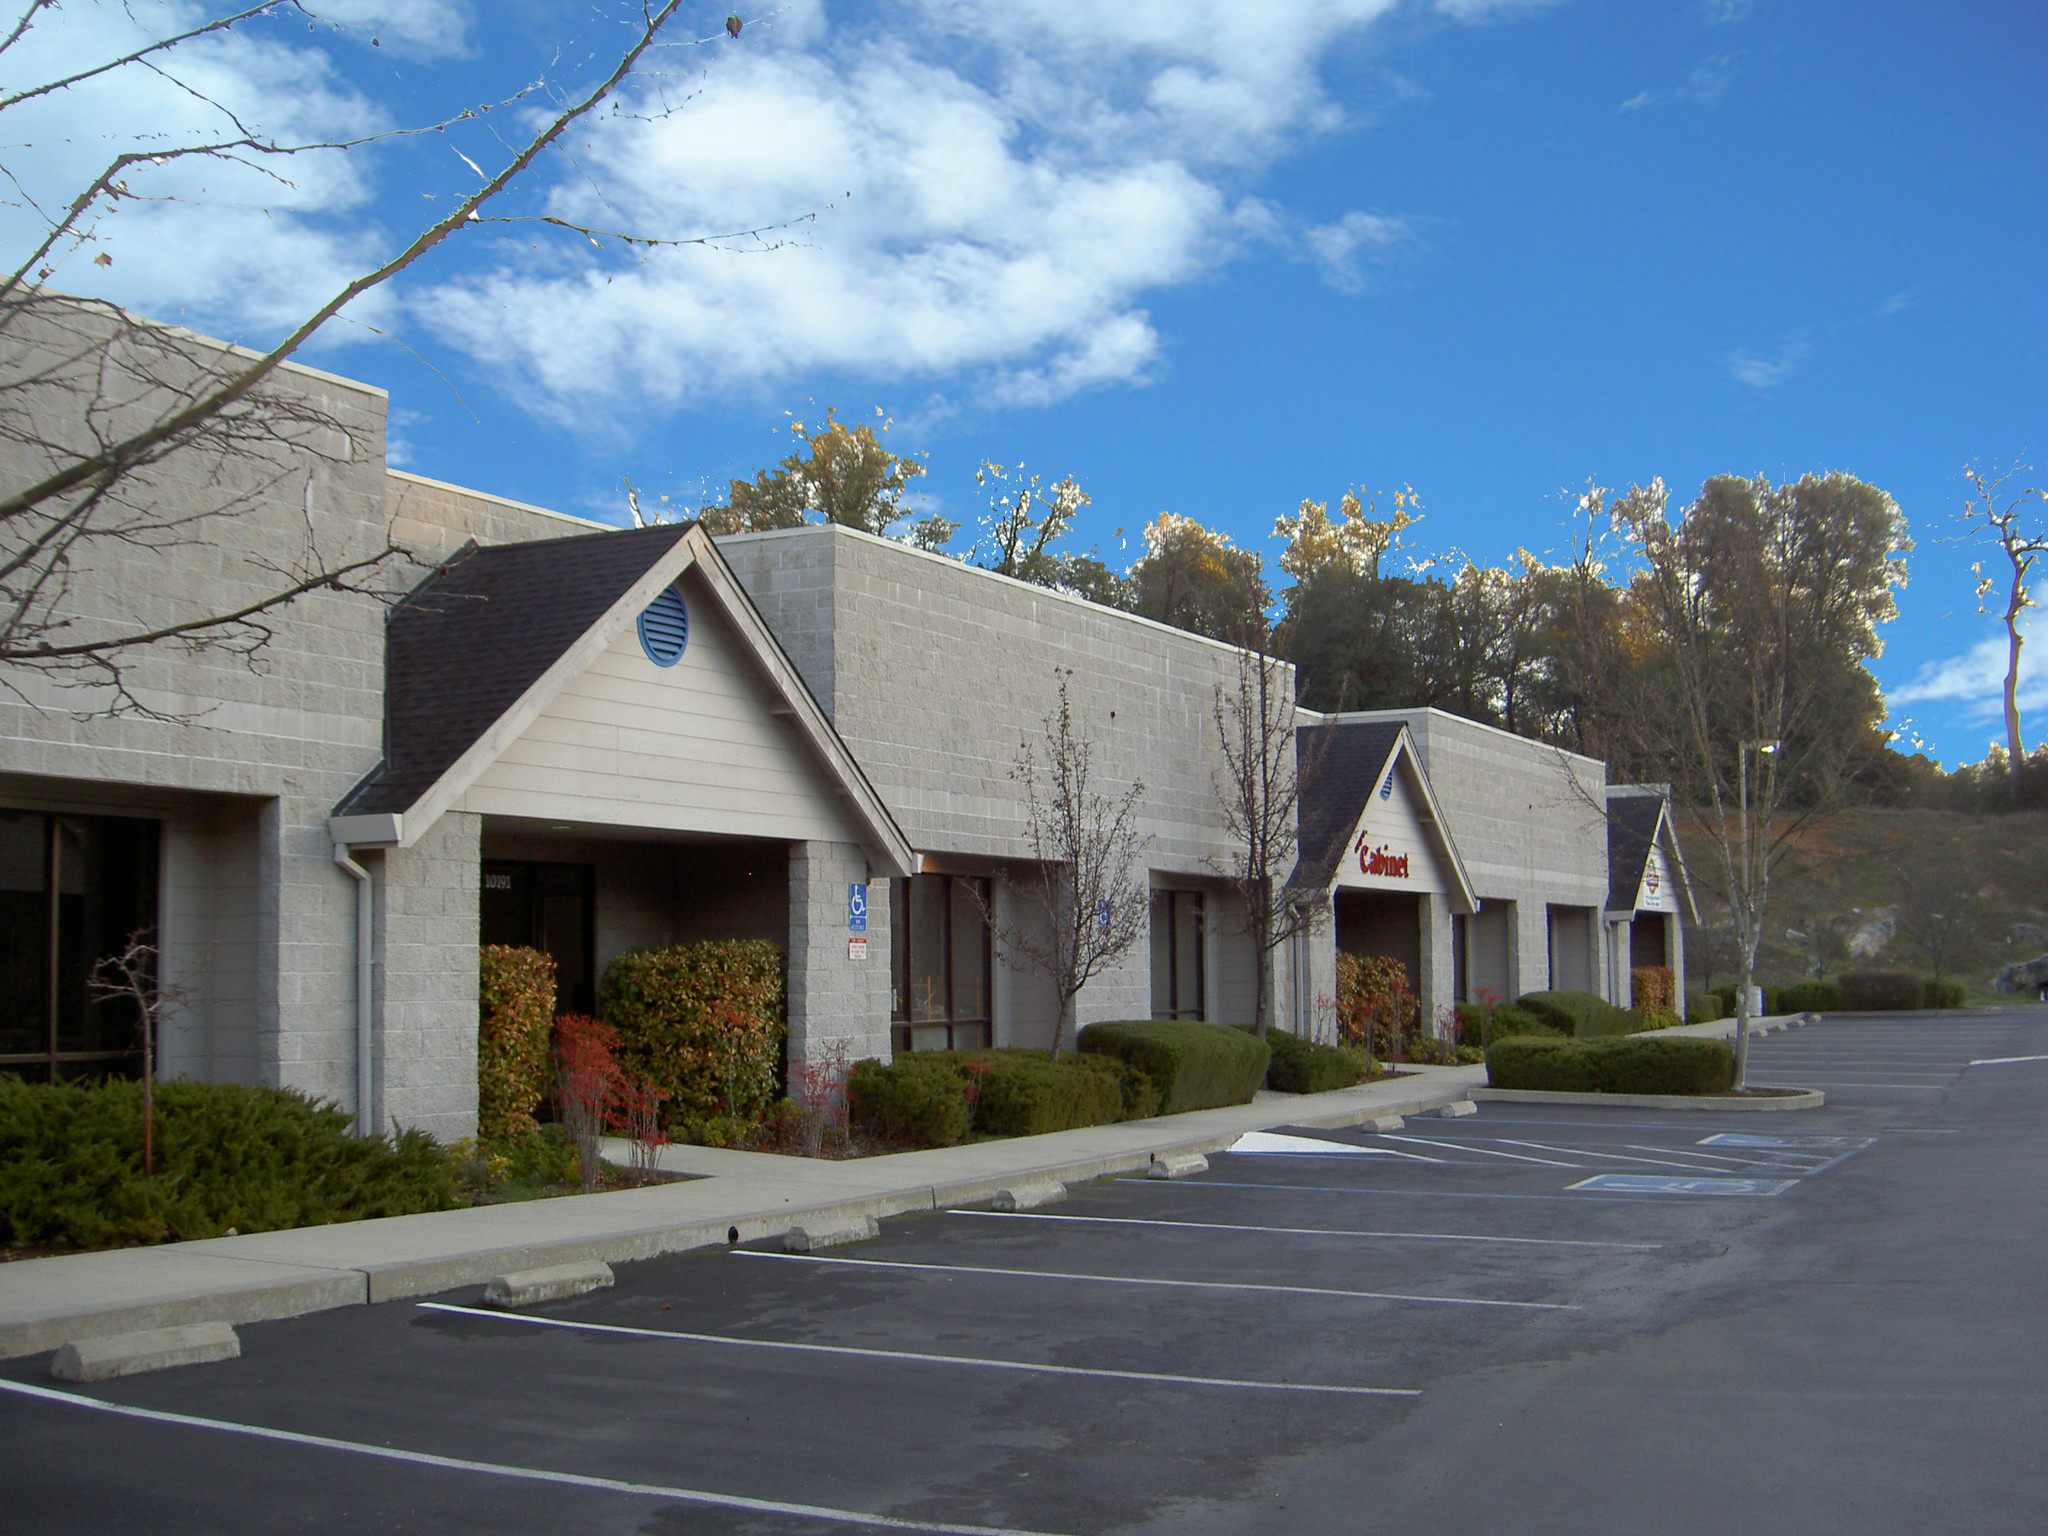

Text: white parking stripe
xmin=1130 ymin=1178 xmax=1702 ymax=1203
xmin=949 ymin=1208 xmax=1662 ymax=1250
xmin=735 ymin=1250 xmax=1576 ymax=1310
xmin=0 ymin=1378 xmax=1070 ymax=1536
xmin=1378 ymin=1134 xmax=1582 ymax=1167
xmin=1969 ymin=1055 xmax=2048 ymax=1066
xmin=412 ymin=1303 xmax=1418 ymax=1396
xmin=1481 ymin=1139 xmax=1724 ymax=1172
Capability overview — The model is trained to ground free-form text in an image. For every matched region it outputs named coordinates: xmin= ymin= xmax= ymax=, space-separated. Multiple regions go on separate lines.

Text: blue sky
xmin=24 ymin=0 xmax=2047 ymax=765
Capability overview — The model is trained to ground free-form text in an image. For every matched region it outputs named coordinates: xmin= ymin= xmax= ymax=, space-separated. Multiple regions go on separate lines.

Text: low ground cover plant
xmin=1485 ymin=1034 xmax=1736 ymax=1096
xmin=1077 ymin=1020 xmax=1270 ymax=1114
xmin=0 ymin=1079 xmax=465 ymax=1250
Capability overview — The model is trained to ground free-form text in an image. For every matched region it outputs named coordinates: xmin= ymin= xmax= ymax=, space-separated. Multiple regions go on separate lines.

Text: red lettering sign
xmin=1353 ymin=833 xmax=1411 ymax=880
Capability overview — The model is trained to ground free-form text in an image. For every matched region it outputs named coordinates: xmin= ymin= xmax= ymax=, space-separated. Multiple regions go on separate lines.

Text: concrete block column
xmin=788 ymin=841 xmax=892 ymax=1090
xmin=1416 ymin=892 xmax=1456 ymax=1034
xmin=371 ymin=811 xmax=481 ymax=1142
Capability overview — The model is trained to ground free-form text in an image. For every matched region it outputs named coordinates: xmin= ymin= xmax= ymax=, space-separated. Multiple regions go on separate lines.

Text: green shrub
xmin=1077 ymin=1021 xmax=1271 ymax=1114
xmin=600 ymin=940 xmax=785 ymax=1127
xmin=1839 ymin=971 xmax=1923 ymax=1011
xmin=1685 ymin=991 xmax=1726 ymax=1024
xmin=1772 ymin=979 xmax=1842 ymax=1014
xmin=1516 ymin=990 xmax=1642 ymax=1039
xmin=1255 ymin=1028 xmax=1368 ymax=1094
xmin=1630 ymin=967 xmax=1678 ymax=1028
xmin=1074 ymin=1054 xmax=1161 ymax=1121
xmin=0 ymin=1079 xmax=464 ymax=1249
xmin=971 ymin=1052 xmax=1126 ymax=1137
xmin=847 ymin=1053 xmax=971 ymax=1147
xmin=1489 ymin=1004 xmax=1564 ymax=1040
xmin=1713 ymin=984 xmax=1740 ymax=1016
xmin=1923 ymin=978 xmax=1968 ymax=1009
xmin=478 ymin=945 xmax=556 ymax=1140
xmin=1485 ymin=1034 xmax=1736 ymax=1096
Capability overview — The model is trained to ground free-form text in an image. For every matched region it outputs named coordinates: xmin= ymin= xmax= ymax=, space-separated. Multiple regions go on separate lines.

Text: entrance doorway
xmin=481 ymin=860 xmax=597 ymax=1016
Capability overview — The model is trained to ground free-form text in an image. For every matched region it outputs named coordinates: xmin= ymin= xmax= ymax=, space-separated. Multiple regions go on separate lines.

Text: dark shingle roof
xmin=1605 ymin=790 xmax=1668 ymax=912
xmin=1292 ymin=719 xmax=1405 ymax=892
xmin=338 ymin=523 xmax=692 ymax=817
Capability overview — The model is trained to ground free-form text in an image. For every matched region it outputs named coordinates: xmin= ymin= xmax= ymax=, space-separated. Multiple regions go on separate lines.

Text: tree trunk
xmin=1733 ymin=917 xmax=1759 ymax=1090
xmin=2005 ymin=588 xmax=2027 ymax=806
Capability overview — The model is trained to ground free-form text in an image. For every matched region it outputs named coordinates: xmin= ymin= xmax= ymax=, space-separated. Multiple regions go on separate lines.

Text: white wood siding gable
xmin=459 ymin=565 xmax=866 ymax=845
xmin=1636 ymin=838 xmax=1678 ymax=913
xmin=1329 ymin=743 xmax=1476 ymax=910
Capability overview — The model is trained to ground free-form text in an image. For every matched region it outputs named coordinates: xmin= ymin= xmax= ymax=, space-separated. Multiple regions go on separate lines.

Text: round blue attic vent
xmin=637 ymin=586 xmax=689 ymax=666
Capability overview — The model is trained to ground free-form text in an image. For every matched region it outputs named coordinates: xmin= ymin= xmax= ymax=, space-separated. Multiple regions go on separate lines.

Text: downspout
xmin=334 ymin=844 xmax=374 ymax=1137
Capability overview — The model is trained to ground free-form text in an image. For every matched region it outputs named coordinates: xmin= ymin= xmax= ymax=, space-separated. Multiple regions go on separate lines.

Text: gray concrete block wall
xmin=723 ymin=526 xmax=1281 ymax=1048
xmin=788 ymin=841 xmax=891 ymax=1078
xmin=384 ymin=471 xmax=609 ymax=571
xmin=1339 ymin=709 xmax=1610 ymax=1005
xmin=0 ymin=301 xmax=397 ymax=1104
xmin=372 ymin=811 xmax=481 ymax=1140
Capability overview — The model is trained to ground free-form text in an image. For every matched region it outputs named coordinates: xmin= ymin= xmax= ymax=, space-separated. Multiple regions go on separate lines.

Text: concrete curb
xmin=0 ymin=1069 xmax=1486 ymax=1360
xmin=1472 ymin=1087 xmax=1826 ymax=1111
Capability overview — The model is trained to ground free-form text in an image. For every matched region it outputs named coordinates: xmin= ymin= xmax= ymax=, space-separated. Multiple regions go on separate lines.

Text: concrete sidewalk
xmin=0 ymin=1065 xmax=1486 ymax=1360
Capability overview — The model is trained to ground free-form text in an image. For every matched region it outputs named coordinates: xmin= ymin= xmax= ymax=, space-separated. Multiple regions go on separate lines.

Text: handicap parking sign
xmin=849 ymin=882 xmax=868 ymax=933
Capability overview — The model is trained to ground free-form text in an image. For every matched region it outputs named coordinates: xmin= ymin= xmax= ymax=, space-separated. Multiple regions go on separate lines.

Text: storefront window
xmin=891 ymin=874 xmax=991 ymax=1051
xmin=0 ymin=810 xmax=159 ymax=1081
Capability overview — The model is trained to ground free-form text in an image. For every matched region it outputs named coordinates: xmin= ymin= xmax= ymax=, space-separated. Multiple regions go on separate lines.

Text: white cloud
xmin=1619 ymin=52 xmax=1739 ymax=112
xmin=1728 ymin=338 xmax=1808 ymax=389
xmin=1703 ymin=0 xmax=1754 ymax=23
xmin=12 ymin=0 xmax=1553 ymax=415
xmin=415 ymin=4 xmax=1468 ymax=415
xmin=307 ymin=0 xmax=473 ymax=58
xmin=1303 ymin=210 xmax=1413 ymax=293
xmin=1 ymin=1 xmax=401 ymax=339
xmin=1889 ymin=584 xmax=2048 ymax=714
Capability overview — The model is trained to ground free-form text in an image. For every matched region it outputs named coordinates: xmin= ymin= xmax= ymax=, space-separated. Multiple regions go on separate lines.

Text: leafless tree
xmin=990 ymin=670 xmax=1151 ymax=1059
xmin=87 ymin=928 xmax=171 ymax=1175
xmin=1892 ymin=853 xmax=1985 ymax=1001
xmin=1956 ymin=461 xmax=2046 ymax=807
xmin=0 ymin=3 xmax=803 ymax=714
xmin=1212 ymin=640 xmax=1328 ymax=1038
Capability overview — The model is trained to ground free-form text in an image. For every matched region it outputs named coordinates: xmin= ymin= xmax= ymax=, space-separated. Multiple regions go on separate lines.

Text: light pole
xmin=1735 ymin=738 xmax=1780 ymax=1087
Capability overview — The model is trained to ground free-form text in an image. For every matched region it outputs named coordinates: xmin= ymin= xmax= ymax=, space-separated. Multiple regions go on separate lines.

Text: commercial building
xmin=1 ymin=301 xmax=1680 ymax=1138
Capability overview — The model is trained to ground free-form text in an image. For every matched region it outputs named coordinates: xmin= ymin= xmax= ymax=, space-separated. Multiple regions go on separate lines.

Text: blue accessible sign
xmin=848 ymin=882 xmax=868 ymax=933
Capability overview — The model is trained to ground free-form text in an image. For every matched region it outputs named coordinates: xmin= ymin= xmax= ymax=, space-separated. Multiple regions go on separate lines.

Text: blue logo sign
xmin=849 ymin=883 xmax=868 ymax=933
xmin=1096 ymin=899 xmax=1111 ymax=933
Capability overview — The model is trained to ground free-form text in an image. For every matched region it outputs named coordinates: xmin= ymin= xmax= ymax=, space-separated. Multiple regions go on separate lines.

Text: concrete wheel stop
xmin=51 ymin=1321 xmax=240 ymax=1382
xmin=483 ymin=1261 xmax=616 ymax=1308
xmin=784 ymin=1216 xmax=881 ymax=1252
xmin=1147 ymin=1152 xmax=1208 ymax=1180
xmin=989 ymin=1182 xmax=1068 ymax=1211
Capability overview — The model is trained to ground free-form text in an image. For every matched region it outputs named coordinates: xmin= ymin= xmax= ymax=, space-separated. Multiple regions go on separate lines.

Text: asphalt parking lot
xmin=5 ymin=1008 xmax=2045 ymax=1534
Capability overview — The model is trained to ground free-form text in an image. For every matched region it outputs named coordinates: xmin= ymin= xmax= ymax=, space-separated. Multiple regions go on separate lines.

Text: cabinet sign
xmin=1355 ymin=833 xmax=1412 ymax=880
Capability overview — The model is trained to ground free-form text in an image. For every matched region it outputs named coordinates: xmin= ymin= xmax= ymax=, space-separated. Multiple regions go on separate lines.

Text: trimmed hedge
xmin=600 ymin=940 xmax=785 ymax=1126
xmin=1485 ymin=1034 xmax=1736 ymax=1096
xmin=1254 ymin=1028 xmax=1369 ymax=1094
xmin=845 ymin=1048 xmax=1158 ymax=1148
xmin=1077 ymin=1021 xmax=1271 ymax=1114
xmin=1516 ymin=990 xmax=1642 ymax=1039
xmin=0 ymin=1079 xmax=463 ymax=1249
xmin=1457 ymin=1001 xmax=1565 ymax=1044
xmin=1923 ymin=978 xmax=1968 ymax=1009
xmin=1839 ymin=971 xmax=1923 ymax=1012
xmin=972 ymin=1052 xmax=1127 ymax=1138
xmin=1685 ymin=992 xmax=1726 ymax=1024
xmin=478 ymin=945 xmax=556 ymax=1140
xmin=847 ymin=1053 xmax=971 ymax=1147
